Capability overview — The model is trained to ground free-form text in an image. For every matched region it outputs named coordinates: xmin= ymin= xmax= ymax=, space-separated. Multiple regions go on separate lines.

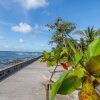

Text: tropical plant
xmin=40 ymin=46 xmax=69 ymax=81
xmin=50 ymin=37 xmax=100 ymax=100
xmin=40 ymin=18 xmax=100 ymax=100
xmin=40 ymin=34 xmax=100 ymax=100
xmin=47 ymin=17 xmax=76 ymax=47
xmin=75 ymin=27 xmax=100 ymax=45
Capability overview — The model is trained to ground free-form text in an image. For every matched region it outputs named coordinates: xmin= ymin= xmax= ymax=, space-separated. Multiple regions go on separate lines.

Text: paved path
xmin=0 ymin=60 xmax=79 ymax=100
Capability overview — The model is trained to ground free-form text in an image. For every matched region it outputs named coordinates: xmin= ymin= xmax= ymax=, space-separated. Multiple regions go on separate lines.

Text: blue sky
xmin=0 ymin=0 xmax=100 ymax=52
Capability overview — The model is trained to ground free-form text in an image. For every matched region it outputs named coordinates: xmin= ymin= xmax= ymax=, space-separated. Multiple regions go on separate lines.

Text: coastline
xmin=0 ymin=51 xmax=42 ymax=69
xmin=0 ymin=56 xmax=42 ymax=81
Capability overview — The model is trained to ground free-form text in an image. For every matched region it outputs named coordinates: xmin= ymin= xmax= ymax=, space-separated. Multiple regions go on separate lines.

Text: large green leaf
xmin=85 ymin=55 xmax=100 ymax=84
xmin=57 ymin=76 xmax=81 ymax=95
xmin=50 ymin=71 xmax=70 ymax=100
xmin=50 ymin=68 xmax=84 ymax=100
xmin=85 ymin=55 xmax=100 ymax=74
xmin=87 ymin=37 xmax=100 ymax=60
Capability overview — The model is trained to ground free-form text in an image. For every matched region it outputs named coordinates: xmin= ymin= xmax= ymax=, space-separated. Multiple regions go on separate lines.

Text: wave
xmin=0 ymin=51 xmax=41 ymax=69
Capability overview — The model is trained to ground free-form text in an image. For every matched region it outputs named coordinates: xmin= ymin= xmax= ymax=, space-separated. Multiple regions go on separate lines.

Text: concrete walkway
xmin=0 ymin=60 xmax=49 ymax=100
xmin=0 ymin=60 xmax=79 ymax=100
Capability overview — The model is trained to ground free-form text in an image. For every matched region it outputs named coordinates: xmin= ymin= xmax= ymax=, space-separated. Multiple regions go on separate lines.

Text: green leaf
xmin=57 ymin=76 xmax=81 ymax=95
xmin=85 ymin=55 xmax=100 ymax=74
xmin=51 ymin=48 xmax=60 ymax=60
xmin=59 ymin=57 xmax=67 ymax=63
xmin=50 ymin=68 xmax=84 ymax=100
xmin=50 ymin=71 xmax=70 ymax=100
xmin=87 ymin=37 xmax=100 ymax=60
xmin=74 ymin=50 xmax=83 ymax=66
xmin=61 ymin=47 xmax=68 ymax=54
xmin=74 ymin=67 xmax=85 ymax=78
xmin=47 ymin=60 xmax=56 ymax=67
xmin=69 ymin=60 xmax=75 ymax=67
xmin=42 ymin=51 xmax=51 ymax=59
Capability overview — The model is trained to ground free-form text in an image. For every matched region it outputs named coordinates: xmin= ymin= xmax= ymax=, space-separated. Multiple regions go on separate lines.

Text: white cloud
xmin=19 ymin=38 xmax=24 ymax=43
xmin=11 ymin=22 xmax=33 ymax=34
xmin=0 ymin=0 xmax=49 ymax=11
xmin=12 ymin=23 xmax=49 ymax=36
xmin=19 ymin=0 xmax=48 ymax=10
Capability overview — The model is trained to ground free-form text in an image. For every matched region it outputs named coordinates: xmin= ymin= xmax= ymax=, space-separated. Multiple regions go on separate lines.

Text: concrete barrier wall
xmin=0 ymin=56 xmax=42 ymax=81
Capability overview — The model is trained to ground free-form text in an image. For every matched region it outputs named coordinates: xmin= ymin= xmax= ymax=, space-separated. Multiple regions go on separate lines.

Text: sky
xmin=0 ymin=0 xmax=100 ymax=52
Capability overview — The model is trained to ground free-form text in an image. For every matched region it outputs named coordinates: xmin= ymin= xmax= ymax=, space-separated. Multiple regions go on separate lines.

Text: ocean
xmin=0 ymin=51 xmax=41 ymax=69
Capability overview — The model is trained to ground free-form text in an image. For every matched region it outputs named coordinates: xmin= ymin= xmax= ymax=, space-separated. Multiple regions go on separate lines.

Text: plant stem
xmin=49 ymin=61 xmax=58 ymax=82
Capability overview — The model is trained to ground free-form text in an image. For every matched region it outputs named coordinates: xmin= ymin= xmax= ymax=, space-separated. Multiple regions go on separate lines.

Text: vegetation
xmin=40 ymin=18 xmax=100 ymax=100
xmin=46 ymin=17 xmax=75 ymax=47
xmin=75 ymin=27 xmax=100 ymax=45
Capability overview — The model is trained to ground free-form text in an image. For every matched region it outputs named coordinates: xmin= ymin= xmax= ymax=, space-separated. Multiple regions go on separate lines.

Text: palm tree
xmin=75 ymin=27 xmax=100 ymax=45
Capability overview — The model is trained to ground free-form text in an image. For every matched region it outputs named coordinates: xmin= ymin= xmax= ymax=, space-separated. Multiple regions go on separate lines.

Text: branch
xmin=49 ymin=61 xmax=58 ymax=82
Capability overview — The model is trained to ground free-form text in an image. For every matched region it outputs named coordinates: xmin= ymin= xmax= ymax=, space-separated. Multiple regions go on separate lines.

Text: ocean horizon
xmin=0 ymin=51 xmax=42 ymax=69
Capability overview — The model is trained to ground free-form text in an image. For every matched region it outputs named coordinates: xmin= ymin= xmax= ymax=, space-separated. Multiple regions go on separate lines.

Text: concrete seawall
xmin=0 ymin=56 xmax=42 ymax=81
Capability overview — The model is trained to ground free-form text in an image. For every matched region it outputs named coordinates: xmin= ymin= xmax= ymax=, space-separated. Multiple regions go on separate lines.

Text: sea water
xmin=0 ymin=51 xmax=41 ymax=69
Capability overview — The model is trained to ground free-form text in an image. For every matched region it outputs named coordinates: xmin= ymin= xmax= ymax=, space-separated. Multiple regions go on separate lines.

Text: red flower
xmin=60 ymin=63 xmax=69 ymax=70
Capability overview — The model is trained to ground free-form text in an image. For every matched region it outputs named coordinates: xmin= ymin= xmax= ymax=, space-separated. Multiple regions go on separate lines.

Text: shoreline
xmin=0 ymin=57 xmax=40 ymax=71
xmin=0 ymin=57 xmax=38 ymax=69
xmin=0 ymin=56 xmax=42 ymax=81
xmin=0 ymin=51 xmax=42 ymax=69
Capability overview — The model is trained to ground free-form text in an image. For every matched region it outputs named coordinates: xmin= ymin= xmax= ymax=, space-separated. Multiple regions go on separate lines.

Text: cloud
xmin=11 ymin=22 xmax=33 ymax=34
xmin=18 ymin=0 xmax=48 ymax=10
xmin=12 ymin=23 xmax=50 ymax=37
xmin=0 ymin=0 xmax=49 ymax=11
xmin=19 ymin=38 xmax=24 ymax=43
